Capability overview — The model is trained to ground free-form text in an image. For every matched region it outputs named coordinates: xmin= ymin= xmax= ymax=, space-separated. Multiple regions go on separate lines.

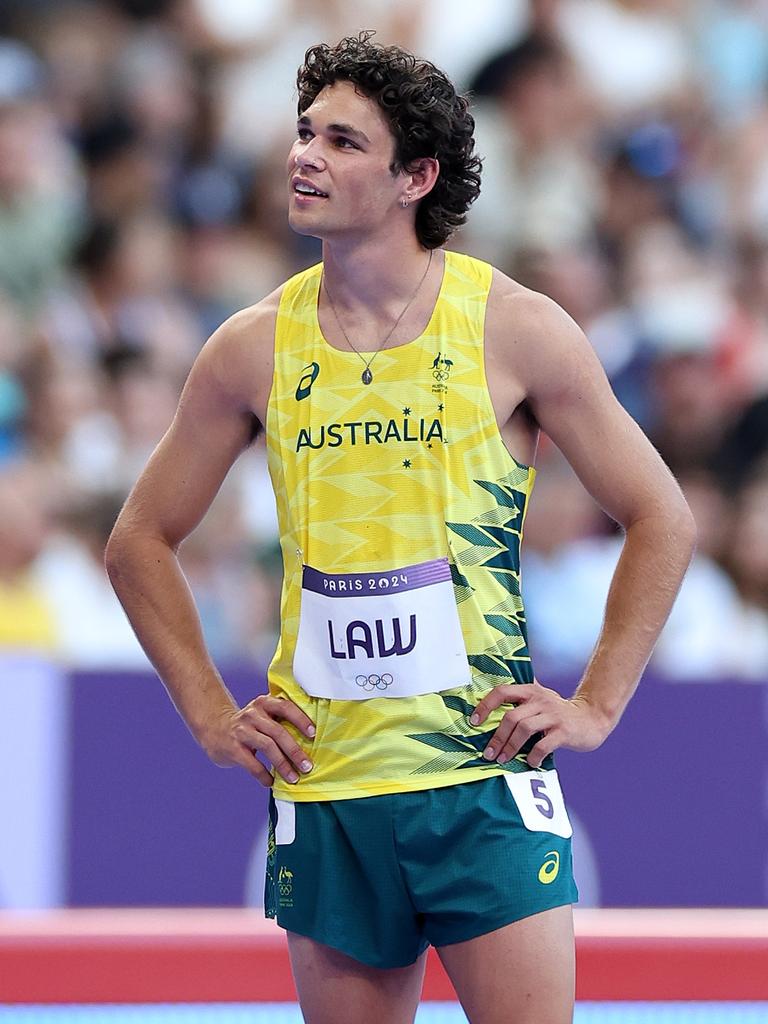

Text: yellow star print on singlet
xmin=266 ymin=250 xmax=548 ymax=801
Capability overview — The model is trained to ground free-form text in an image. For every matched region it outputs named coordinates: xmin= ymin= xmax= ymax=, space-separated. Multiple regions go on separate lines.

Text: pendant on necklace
xmin=362 ymin=368 xmax=373 ymax=385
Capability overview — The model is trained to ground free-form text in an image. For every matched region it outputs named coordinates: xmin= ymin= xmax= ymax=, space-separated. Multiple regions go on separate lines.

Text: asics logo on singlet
xmin=295 ymin=362 xmax=320 ymax=401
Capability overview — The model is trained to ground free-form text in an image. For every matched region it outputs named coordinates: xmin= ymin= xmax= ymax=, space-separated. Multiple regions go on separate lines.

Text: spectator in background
xmin=78 ymin=111 xmax=163 ymax=220
xmin=466 ymin=32 xmax=599 ymax=264
xmin=521 ymin=453 xmax=620 ymax=678
xmin=522 ymin=454 xmax=768 ymax=682
xmin=100 ymin=347 xmax=184 ymax=489
xmin=0 ymin=461 xmax=58 ymax=651
xmin=557 ymin=0 xmax=693 ymax=120
xmin=32 ymin=490 xmax=150 ymax=667
xmin=717 ymin=394 xmax=768 ymax=491
xmin=725 ymin=467 xmax=768 ymax=621
xmin=22 ymin=355 xmax=108 ymax=494
xmin=653 ymin=467 xmax=768 ymax=681
xmin=35 ymin=2 xmax=126 ymax=132
xmin=509 ymin=246 xmax=654 ymax=428
xmin=0 ymin=290 xmax=29 ymax=459
xmin=39 ymin=215 xmax=204 ymax=376
xmin=694 ymin=0 xmax=768 ymax=125
xmin=0 ymin=40 xmax=81 ymax=313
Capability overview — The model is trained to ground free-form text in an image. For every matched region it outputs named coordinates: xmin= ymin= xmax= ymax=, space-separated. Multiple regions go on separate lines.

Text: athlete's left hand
xmin=469 ymin=681 xmax=612 ymax=769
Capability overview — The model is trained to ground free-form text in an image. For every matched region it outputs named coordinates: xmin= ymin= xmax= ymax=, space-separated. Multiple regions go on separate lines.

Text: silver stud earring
xmin=401 ymin=193 xmax=412 ymax=208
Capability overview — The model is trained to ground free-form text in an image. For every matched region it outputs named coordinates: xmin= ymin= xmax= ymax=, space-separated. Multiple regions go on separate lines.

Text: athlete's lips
xmin=292 ymin=176 xmax=329 ymax=200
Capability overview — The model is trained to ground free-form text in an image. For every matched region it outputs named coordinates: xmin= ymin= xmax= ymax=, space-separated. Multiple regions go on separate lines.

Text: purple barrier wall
xmin=67 ymin=668 xmax=768 ymax=907
xmin=552 ymin=676 xmax=768 ymax=906
xmin=68 ymin=666 xmax=270 ymax=906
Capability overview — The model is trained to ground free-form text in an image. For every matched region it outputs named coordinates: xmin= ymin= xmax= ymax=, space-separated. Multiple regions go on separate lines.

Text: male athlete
xmin=106 ymin=32 xmax=696 ymax=1024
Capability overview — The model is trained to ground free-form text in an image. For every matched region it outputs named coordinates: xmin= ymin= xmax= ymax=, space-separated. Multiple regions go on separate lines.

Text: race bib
xmin=504 ymin=769 xmax=573 ymax=838
xmin=293 ymin=557 xmax=470 ymax=700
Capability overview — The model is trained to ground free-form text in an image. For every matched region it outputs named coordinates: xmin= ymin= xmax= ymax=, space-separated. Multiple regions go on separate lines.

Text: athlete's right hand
xmin=202 ymin=696 xmax=316 ymax=787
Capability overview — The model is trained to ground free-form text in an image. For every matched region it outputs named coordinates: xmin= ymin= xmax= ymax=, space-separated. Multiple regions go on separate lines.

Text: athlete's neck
xmin=321 ymin=238 xmax=436 ymax=317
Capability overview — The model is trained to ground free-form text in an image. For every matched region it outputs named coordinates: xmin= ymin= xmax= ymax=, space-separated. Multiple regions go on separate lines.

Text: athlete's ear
xmin=403 ymin=157 xmax=440 ymax=203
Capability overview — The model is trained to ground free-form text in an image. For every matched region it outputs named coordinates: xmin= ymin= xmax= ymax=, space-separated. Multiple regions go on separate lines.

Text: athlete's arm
xmin=471 ymin=280 xmax=697 ymax=767
xmin=105 ymin=296 xmax=315 ymax=788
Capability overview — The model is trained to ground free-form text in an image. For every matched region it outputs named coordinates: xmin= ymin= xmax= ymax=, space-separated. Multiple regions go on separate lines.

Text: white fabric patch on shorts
xmin=504 ymin=769 xmax=573 ymax=839
xmin=274 ymin=799 xmax=296 ymax=845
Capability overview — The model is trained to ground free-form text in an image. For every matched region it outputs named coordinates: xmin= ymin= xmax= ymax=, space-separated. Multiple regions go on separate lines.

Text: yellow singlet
xmin=266 ymin=250 xmax=538 ymax=801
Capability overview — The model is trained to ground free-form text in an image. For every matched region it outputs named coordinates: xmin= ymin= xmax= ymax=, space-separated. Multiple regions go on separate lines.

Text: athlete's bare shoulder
xmin=199 ymin=283 xmax=285 ymax=424
xmin=484 ymin=264 xmax=602 ymax=403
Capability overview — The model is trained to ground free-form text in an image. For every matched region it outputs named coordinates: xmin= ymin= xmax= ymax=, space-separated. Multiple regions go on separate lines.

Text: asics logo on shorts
xmin=295 ymin=362 xmax=320 ymax=400
xmin=538 ymin=850 xmax=560 ymax=884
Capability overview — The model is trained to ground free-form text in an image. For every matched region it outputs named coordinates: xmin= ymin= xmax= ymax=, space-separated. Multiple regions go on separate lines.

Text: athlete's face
xmin=286 ymin=81 xmax=407 ymax=241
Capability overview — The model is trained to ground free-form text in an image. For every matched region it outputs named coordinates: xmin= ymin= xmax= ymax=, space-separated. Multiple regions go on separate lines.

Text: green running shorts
xmin=265 ymin=772 xmax=578 ymax=969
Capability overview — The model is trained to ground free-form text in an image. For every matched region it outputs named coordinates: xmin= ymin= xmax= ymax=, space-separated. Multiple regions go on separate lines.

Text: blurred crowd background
xmin=1 ymin=0 xmax=767 ymax=681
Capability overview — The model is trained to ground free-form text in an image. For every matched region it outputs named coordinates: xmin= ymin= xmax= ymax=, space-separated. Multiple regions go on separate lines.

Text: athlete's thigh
xmin=437 ymin=904 xmax=575 ymax=1024
xmin=287 ymin=931 xmax=427 ymax=1024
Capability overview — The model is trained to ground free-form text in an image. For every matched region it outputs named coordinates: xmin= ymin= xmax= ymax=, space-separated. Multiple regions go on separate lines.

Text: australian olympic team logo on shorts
xmin=277 ymin=865 xmax=294 ymax=907
xmin=295 ymin=361 xmax=320 ymax=401
xmin=293 ymin=558 xmax=471 ymax=701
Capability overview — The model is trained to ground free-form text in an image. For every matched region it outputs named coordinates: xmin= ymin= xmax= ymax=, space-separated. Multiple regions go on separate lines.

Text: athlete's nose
xmin=294 ymin=137 xmax=326 ymax=172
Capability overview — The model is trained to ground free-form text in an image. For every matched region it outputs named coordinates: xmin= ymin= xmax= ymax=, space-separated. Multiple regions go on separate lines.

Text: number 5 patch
xmin=504 ymin=769 xmax=573 ymax=839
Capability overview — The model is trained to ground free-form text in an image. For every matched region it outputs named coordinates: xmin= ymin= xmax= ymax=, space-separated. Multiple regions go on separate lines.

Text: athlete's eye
xmin=334 ymin=137 xmax=358 ymax=149
xmin=296 ymin=127 xmax=313 ymax=141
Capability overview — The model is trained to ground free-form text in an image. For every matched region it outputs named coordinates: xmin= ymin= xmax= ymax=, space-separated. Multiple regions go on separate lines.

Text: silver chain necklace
xmin=321 ymin=250 xmax=433 ymax=385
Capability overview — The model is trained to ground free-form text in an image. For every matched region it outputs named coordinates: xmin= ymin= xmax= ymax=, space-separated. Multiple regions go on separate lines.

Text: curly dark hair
xmin=296 ymin=31 xmax=482 ymax=249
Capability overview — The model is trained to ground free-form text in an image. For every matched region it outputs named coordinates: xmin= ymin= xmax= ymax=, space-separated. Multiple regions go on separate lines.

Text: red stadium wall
xmin=1 ymin=910 xmax=766 ymax=1004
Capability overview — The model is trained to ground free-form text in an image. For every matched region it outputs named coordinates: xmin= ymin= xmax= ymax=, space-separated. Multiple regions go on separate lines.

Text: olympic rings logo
xmin=355 ymin=673 xmax=394 ymax=691
xmin=432 ymin=369 xmax=449 ymax=381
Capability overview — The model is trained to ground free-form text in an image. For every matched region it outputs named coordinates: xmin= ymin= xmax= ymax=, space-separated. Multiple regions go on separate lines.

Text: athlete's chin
xmin=287 ymin=214 xmax=352 ymax=241
xmin=289 ymin=219 xmax=320 ymax=238
xmin=288 ymin=210 xmax=329 ymax=238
